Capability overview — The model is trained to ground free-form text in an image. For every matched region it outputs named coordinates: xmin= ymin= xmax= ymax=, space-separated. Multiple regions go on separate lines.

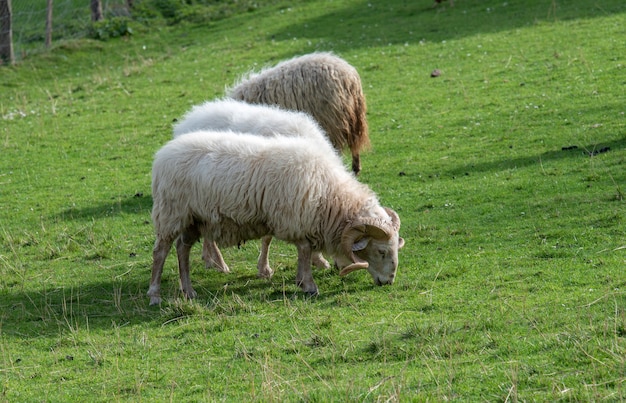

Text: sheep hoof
xmin=213 ymin=265 xmax=231 ymax=274
xmin=204 ymin=259 xmax=230 ymax=273
xmin=147 ymin=286 xmax=162 ymax=305
xmin=257 ymin=266 xmax=274 ymax=279
xmin=298 ymin=282 xmax=319 ymax=296
xmin=149 ymin=296 xmax=162 ymax=306
xmin=183 ymin=288 xmax=197 ymax=300
xmin=305 ymin=289 xmax=319 ymax=297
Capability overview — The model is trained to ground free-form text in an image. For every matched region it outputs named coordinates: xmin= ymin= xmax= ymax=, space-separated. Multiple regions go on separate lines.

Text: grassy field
xmin=1 ymin=0 xmax=625 ymax=401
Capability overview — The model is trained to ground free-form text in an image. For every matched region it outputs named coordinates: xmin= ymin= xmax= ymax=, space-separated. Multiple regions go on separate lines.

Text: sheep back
xmin=172 ymin=99 xmax=331 ymax=149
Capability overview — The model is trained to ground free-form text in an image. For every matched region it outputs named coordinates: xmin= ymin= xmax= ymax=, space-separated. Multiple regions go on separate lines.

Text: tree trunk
xmin=91 ymin=0 xmax=103 ymax=22
xmin=0 ymin=0 xmax=13 ymax=65
xmin=45 ymin=0 xmax=53 ymax=48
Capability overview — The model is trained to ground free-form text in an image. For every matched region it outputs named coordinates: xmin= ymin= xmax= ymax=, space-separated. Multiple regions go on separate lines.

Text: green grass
xmin=1 ymin=0 xmax=625 ymax=400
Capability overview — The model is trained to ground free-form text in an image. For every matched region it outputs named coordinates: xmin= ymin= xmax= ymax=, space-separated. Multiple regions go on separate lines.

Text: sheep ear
xmin=352 ymin=237 xmax=371 ymax=252
xmin=398 ymin=237 xmax=405 ymax=249
xmin=339 ymin=262 xmax=369 ymax=276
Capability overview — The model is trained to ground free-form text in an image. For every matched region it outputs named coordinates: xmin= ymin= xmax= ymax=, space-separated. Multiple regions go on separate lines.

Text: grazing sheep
xmin=148 ymin=131 xmax=404 ymax=305
xmin=226 ymin=52 xmax=370 ymax=175
xmin=173 ymin=99 xmax=335 ymax=277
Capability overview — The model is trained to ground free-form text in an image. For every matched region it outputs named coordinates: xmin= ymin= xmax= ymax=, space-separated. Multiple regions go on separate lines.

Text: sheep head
xmin=339 ymin=208 xmax=404 ymax=285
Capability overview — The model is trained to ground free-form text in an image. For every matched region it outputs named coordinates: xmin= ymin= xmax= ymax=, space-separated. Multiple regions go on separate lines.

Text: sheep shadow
xmin=1 ymin=278 xmax=159 ymax=339
xmin=446 ymin=136 xmax=626 ymax=178
xmin=55 ymin=193 xmax=153 ymax=222
xmin=1 ymin=261 xmax=357 ymax=339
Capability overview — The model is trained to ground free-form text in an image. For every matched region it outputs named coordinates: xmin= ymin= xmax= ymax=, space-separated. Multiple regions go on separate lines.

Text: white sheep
xmin=148 ymin=131 xmax=404 ymax=305
xmin=172 ymin=99 xmax=335 ymax=277
xmin=173 ymin=99 xmax=332 ymax=147
xmin=227 ymin=52 xmax=370 ymax=175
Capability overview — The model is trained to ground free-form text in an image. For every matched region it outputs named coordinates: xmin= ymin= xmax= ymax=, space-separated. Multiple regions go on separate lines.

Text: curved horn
xmin=354 ymin=212 xmax=397 ymax=241
xmin=362 ymin=218 xmax=392 ymax=240
xmin=340 ymin=224 xmax=369 ymax=272
xmin=339 ymin=262 xmax=368 ymax=276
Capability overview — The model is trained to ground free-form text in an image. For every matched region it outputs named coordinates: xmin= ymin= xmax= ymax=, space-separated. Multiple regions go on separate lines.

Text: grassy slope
xmin=1 ymin=0 xmax=625 ymax=401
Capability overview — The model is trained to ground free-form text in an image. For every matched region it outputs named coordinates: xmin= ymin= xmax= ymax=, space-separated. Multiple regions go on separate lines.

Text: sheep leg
xmin=311 ymin=252 xmax=330 ymax=269
xmin=295 ymin=240 xmax=318 ymax=295
xmin=148 ymin=236 xmax=173 ymax=305
xmin=351 ymin=152 xmax=361 ymax=176
xmin=176 ymin=227 xmax=200 ymax=301
xmin=202 ymin=239 xmax=230 ymax=273
xmin=257 ymin=235 xmax=274 ymax=278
